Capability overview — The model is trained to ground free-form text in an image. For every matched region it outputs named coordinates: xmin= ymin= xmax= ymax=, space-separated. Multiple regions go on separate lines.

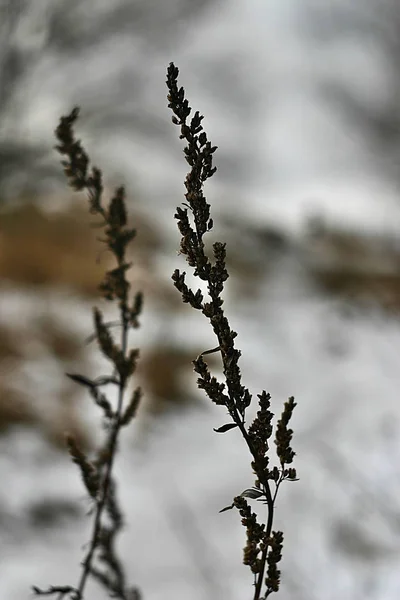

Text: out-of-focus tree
xmin=0 ymin=0 xmax=213 ymax=201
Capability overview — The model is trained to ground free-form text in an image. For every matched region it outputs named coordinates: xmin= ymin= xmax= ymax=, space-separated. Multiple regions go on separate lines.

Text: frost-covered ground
xmin=2 ymin=1 xmax=400 ymax=599
xmin=2 ymin=267 xmax=400 ymax=600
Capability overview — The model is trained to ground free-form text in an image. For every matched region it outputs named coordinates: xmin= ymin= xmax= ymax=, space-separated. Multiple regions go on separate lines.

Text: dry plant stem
xmin=33 ymin=107 xmax=142 ymax=600
xmin=167 ymin=62 xmax=297 ymax=600
xmin=77 ymin=276 xmax=130 ymax=596
xmin=219 ymin=402 xmax=275 ymax=598
xmin=243 ymin=428 xmax=274 ymax=600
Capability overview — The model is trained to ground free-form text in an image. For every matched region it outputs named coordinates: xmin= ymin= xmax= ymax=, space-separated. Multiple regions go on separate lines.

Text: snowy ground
xmin=2 ymin=268 xmax=400 ymax=600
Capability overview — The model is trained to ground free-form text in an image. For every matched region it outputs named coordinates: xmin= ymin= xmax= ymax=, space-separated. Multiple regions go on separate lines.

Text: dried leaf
xmin=213 ymin=423 xmax=238 ymax=433
xmin=240 ymin=488 xmax=264 ymax=500
xmin=219 ymin=503 xmax=235 ymax=513
xmin=66 ymin=373 xmax=95 ymax=389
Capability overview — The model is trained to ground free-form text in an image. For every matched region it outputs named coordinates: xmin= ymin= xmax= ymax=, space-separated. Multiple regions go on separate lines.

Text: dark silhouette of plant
xmin=166 ymin=61 xmax=298 ymax=599
xmin=31 ymin=60 xmax=298 ymax=600
xmin=32 ymin=107 xmax=142 ymax=600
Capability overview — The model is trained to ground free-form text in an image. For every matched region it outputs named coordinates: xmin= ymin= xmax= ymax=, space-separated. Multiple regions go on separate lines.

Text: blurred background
xmin=1 ymin=1 xmax=400 ymax=599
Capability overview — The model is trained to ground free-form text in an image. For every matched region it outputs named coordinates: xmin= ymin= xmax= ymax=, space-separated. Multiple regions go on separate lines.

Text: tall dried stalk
xmin=33 ymin=107 xmax=142 ymax=600
xmin=167 ymin=62 xmax=298 ymax=600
